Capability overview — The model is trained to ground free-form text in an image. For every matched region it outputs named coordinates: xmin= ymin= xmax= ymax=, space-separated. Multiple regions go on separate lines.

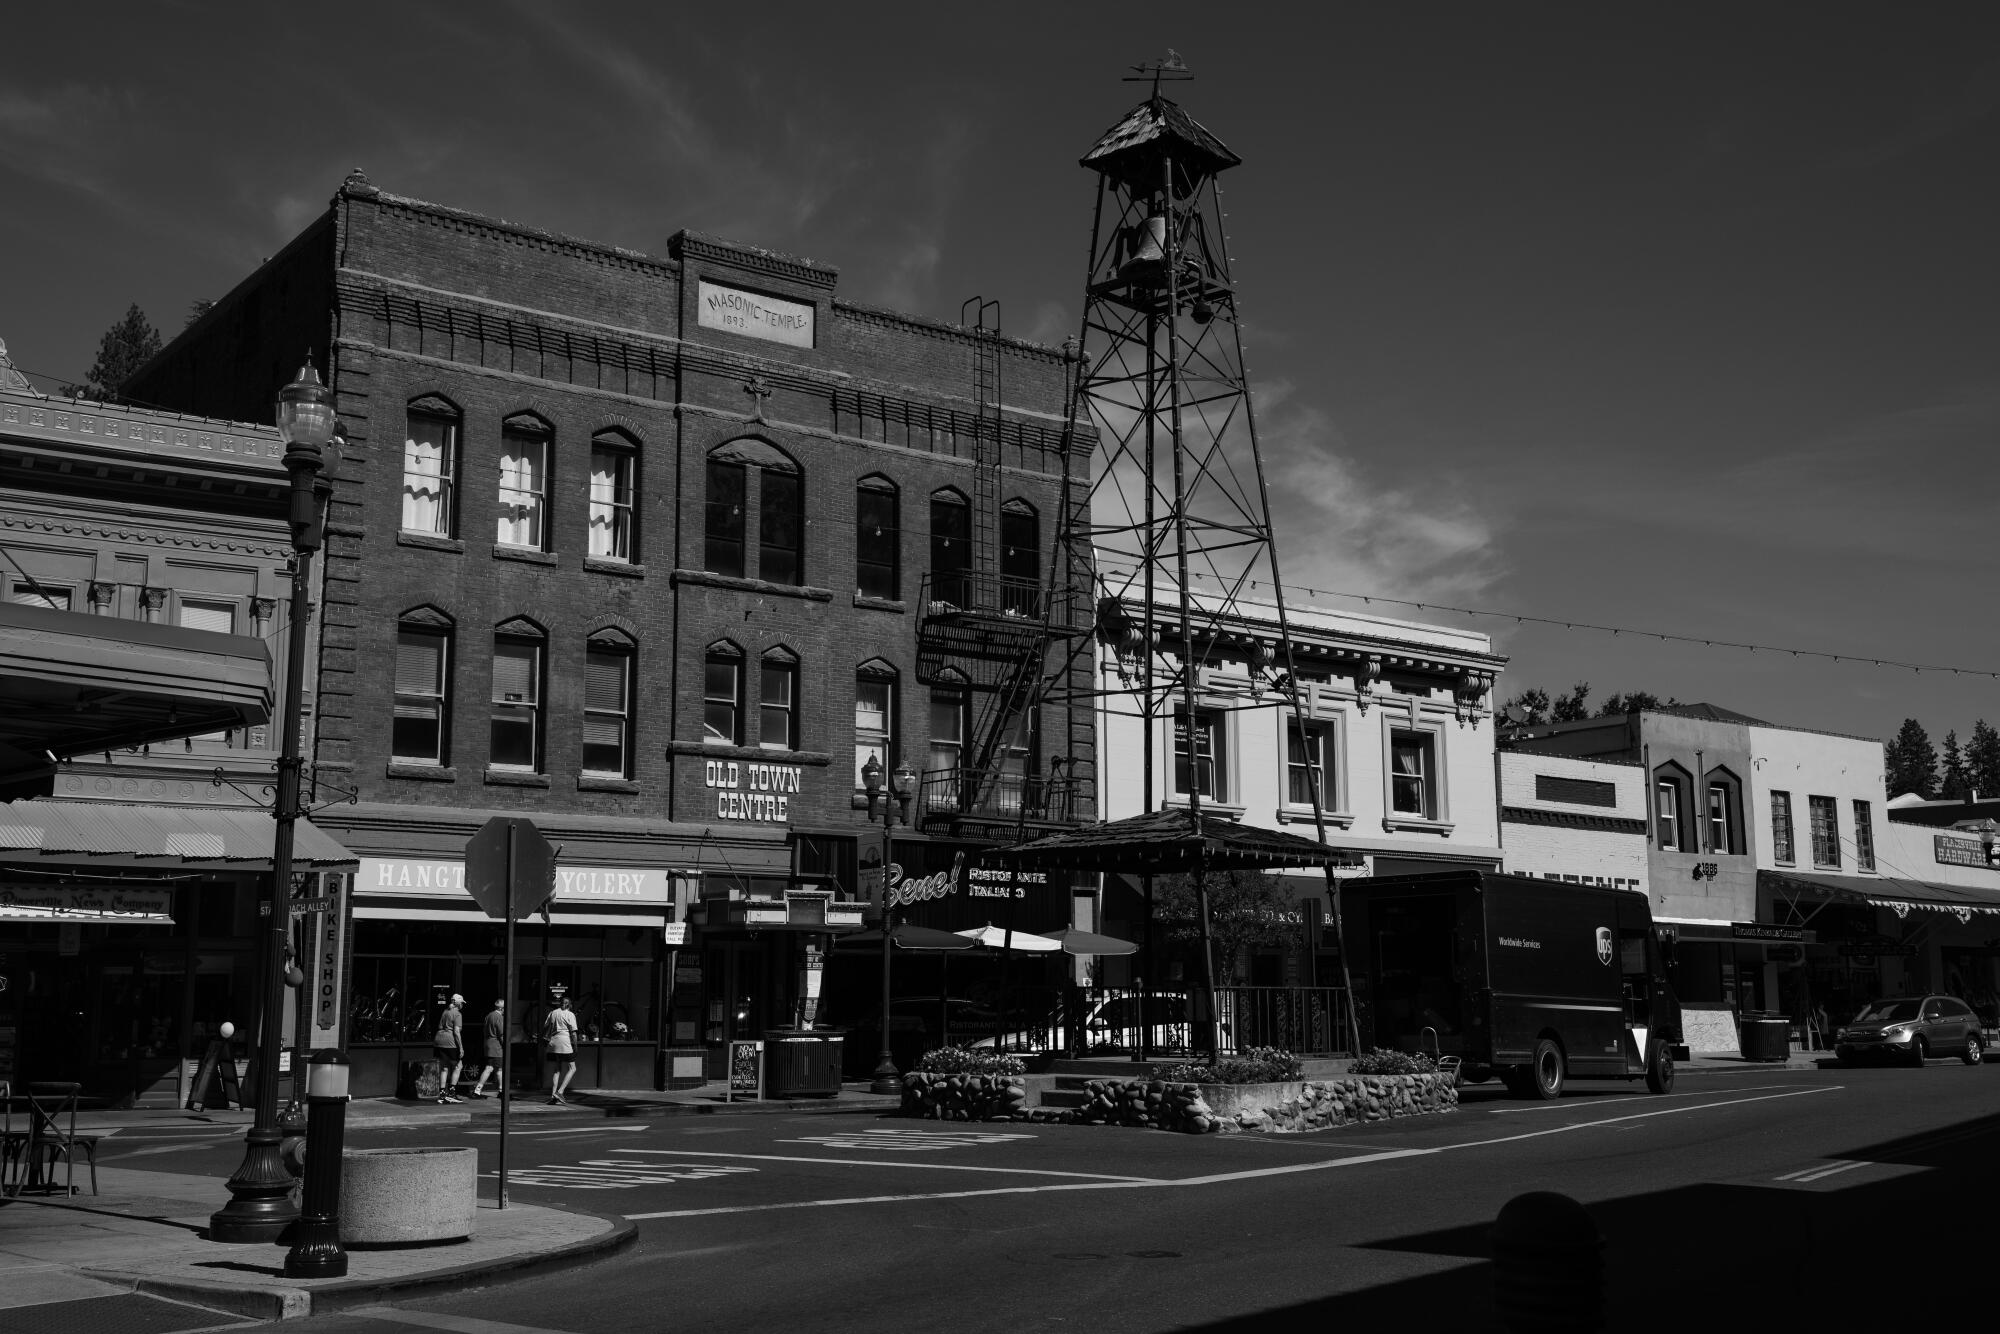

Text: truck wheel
xmin=1645 ymin=1039 xmax=1676 ymax=1094
xmin=1530 ymin=1038 xmax=1565 ymax=1100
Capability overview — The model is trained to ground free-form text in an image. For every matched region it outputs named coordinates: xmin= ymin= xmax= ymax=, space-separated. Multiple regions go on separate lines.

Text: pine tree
xmin=1968 ymin=720 xmax=2000 ymax=800
xmin=1940 ymin=730 xmax=1971 ymax=801
xmin=1550 ymin=681 xmax=1592 ymax=722
xmin=1883 ymin=718 xmax=1938 ymax=799
xmin=72 ymin=304 xmax=162 ymax=402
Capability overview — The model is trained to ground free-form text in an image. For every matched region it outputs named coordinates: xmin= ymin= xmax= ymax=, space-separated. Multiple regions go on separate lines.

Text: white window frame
xmin=1770 ymin=790 xmax=1795 ymax=865
xmin=582 ymin=641 xmax=634 ymax=778
xmin=854 ymin=672 xmax=895 ymax=787
xmin=1382 ymin=716 xmax=1451 ymax=831
xmin=704 ymin=647 xmax=742 ymax=747
xmin=393 ymin=625 xmax=451 ymax=766
xmin=1808 ymin=794 xmax=1841 ymax=868
xmin=1280 ymin=711 xmax=1350 ymax=823
xmin=402 ymin=408 xmax=458 ymax=536
xmin=759 ymin=652 xmax=798 ymax=752
xmin=588 ymin=438 xmax=636 ymax=561
xmin=489 ymin=636 xmax=544 ymax=772
xmin=1852 ymin=798 xmax=1875 ymax=872
xmin=1706 ymin=781 xmax=1734 ymax=855
xmin=1171 ymin=706 xmax=1231 ymax=805
xmin=497 ymin=424 xmax=551 ymax=550
xmin=177 ymin=598 xmax=239 ymax=744
xmin=9 ymin=580 xmax=74 ymax=611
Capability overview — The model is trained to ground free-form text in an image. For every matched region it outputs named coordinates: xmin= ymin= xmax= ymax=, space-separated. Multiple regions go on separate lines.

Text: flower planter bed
xmin=900 ymin=1070 xmax=1456 ymax=1135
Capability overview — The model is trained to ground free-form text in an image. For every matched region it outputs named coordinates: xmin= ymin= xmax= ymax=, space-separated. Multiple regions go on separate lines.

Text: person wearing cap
xmin=432 ymin=993 xmax=466 ymax=1103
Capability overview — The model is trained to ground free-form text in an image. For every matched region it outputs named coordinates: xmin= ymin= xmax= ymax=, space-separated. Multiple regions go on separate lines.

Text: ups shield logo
xmin=1595 ymin=926 xmax=1613 ymax=966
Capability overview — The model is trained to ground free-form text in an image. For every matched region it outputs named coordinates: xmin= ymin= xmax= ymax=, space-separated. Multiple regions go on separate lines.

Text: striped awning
xmin=1760 ymin=868 xmax=2000 ymax=918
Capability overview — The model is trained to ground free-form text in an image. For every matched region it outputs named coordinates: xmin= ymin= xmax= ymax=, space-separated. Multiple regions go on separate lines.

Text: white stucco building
xmin=1495 ymin=751 xmax=1649 ymax=894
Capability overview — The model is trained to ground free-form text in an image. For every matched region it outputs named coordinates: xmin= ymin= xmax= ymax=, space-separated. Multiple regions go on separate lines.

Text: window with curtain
xmin=402 ymin=405 xmax=458 ymax=535
xmin=1707 ymin=782 xmax=1734 ymax=854
xmin=490 ymin=634 xmax=543 ymax=770
xmin=1809 ymin=794 xmax=1840 ymax=867
xmin=930 ymin=490 xmax=972 ymax=606
xmin=1771 ymin=791 xmax=1795 ymax=863
xmin=760 ymin=651 xmax=798 ymax=751
xmin=1853 ymin=799 xmax=1875 ymax=871
xmin=497 ymin=422 xmax=550 ymax=549
xmin=1173 ymin=708 xmax=1225 ymax=801
xmin=1390 ymin=731 xmax=1433 ymax=817
xmin=704 ymin=645 xmax=742 ymax=746
xmin=393 ymin=623 xmax=450 ymax=764
xmin=588 ymin=436 xmax=636 ymax=561
xmin=854 ymin=669 xmax=894 ymax=787
xmin=583 ymin=637 xmax=633 ymax=778
xmin=10 ymin=582 xmax=72 ymax=610
xmin=1286 ymin=719 xmax=1334 ymax=807
xmin=856 ymin=476 xmax=900 ymax=600
xmin=999 ymin=499 xmax=1040 ymax=616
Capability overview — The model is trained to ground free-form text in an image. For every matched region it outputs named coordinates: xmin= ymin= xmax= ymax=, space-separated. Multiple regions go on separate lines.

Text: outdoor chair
xmin=0 ymin=1080 xmax=27 ymax=1195
xmin=15 ymin=1082 xmax=99 ymax=1196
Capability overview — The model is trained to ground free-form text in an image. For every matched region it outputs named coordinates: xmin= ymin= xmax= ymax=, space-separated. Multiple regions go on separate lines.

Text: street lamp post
xmin=211 ymin=360 xmax=338 ymax=1244
xmin=856 ymin=754 xmax=917 ymax=1096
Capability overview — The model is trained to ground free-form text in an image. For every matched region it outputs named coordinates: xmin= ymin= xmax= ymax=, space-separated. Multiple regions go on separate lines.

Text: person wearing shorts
xmin=468 ymin=999 xmax=506 ymax=1098
xmin=543 ymin=996 xmax=579 ymax=1104
xmin=432 ymin=993 xmax=465 ymax=1103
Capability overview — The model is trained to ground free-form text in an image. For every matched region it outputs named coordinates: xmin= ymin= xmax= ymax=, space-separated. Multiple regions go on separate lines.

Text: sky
xmin=3 ymin=3 xmax=1997 ymax=748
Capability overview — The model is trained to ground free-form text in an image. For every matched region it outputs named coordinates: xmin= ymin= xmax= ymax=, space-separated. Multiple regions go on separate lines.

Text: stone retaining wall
xmin=1209 ymin=1073 xmax=1458 ymax=1133
xmin=900 ymin=1072 xmax=1031 ymax=1120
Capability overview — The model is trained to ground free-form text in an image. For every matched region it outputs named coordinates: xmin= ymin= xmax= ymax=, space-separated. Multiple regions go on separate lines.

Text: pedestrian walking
xmin=543 ymin=995 xmax=579 ymax=1104
xmin=468 ymin=998 xmax=506 ymax=1098
xmin=433 ymin=993 xmax=466 ymax=1103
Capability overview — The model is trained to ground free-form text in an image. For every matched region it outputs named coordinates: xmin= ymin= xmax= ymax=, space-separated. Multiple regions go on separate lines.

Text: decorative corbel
xmin=1352 ymin=656 xmax=1381 ymax=714
xmin=1453 ymin=671 xmax=1492 ymax=727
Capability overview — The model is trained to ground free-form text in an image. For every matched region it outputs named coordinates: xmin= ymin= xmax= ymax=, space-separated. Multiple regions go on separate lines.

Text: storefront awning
xmin=0 ymin=602 xmax=273 ymax=777
xmin=0 ymin=800 xmax=358 ymax=871
xmin=991 ymin=807 xmax=1353 ymax=874
xmin=1760 ymin=868 xmax=2000 ymax=917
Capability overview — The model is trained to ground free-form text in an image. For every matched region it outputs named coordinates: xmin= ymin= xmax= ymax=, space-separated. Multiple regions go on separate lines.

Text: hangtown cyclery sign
xmin=703 ymin=758 xmax=804 ymax=823
xmin=357 ymin=857 xmax=672 ymax=905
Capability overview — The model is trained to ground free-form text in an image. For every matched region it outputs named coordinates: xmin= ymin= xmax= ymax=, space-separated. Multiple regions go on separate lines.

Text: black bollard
xmin=283 ymin=1049 xmax=350 ymax=1279
xmin=1491 ymin=1190 xmax=1603 ymax=1333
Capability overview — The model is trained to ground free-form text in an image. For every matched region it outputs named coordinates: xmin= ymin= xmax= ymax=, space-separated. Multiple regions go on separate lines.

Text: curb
xmin=459 ymin=1096 xmax=901 ymax=1124
xmin=88 ymin=1207 xmax=638 ymax=1322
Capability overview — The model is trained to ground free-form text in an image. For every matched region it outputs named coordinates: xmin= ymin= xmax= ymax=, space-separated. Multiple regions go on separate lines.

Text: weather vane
xmin=1125 ymin=50 xmax=1193 ymax=97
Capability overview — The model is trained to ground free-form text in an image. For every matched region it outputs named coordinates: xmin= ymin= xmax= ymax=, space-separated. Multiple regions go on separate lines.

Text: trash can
xmin=763 ymin=1029 xmax=844 ymax=1097
xmin=1739 ymin=1014 xmax=1791 ymax=1062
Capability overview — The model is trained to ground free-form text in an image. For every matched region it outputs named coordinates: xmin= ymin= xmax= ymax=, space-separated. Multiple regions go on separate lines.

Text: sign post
xmin=464 ymin=816 xmax=557 ymax=1209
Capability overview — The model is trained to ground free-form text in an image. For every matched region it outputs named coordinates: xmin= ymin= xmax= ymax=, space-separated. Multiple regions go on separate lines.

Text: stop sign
xmin=464 ymin=816 xmax=557 ymax=920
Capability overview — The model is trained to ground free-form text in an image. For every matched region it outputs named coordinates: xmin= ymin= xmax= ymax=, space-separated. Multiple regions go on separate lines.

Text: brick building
xmin=129 ymin=173 xmax=1092 ymax=1092
xmin=1494 ymin=751 xmax=1649 ymax=895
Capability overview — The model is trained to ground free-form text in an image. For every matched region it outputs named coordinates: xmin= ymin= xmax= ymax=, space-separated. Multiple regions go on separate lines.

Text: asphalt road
xmin=120 ymin=1062 xmax=2000 ymax=1332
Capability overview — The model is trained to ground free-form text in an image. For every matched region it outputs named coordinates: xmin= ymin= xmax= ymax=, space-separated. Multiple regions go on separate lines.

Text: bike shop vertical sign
xmin=464 ymin=816 xmax=558 ymax=1208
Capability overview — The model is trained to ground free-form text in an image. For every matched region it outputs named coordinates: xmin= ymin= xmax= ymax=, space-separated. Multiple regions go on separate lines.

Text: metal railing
xmin=1067 ymin=985 xmax=1353 ymax=1058
xmin=919 ymin=569 xmax=1044 ymax=621
xmin=917 ymin=767 xmax=1084 ymax=825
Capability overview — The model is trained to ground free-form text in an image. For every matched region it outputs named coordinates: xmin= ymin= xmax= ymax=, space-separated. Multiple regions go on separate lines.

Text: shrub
xmin=1152 ymin=1046 xmax=1303 ymax=1085
xmin=912 ymin=1046 xmax=1026 ymax=1076
xmin=1346 ymin=1047 xmax=1439 ymax=1076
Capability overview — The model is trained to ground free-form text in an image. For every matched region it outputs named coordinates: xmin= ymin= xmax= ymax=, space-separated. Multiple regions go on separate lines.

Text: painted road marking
xmin=489 ymin=1162 xmax=758 ymax=1190
xmin=465 ymin=1124 xmax=652 ymax=1137
xmin=1483 ymin=1084 xmax=1799 ymax=1115
xmin=776 ymin=1129 xmax=1035 ymax=1151
xmin=625 ymin=1085 xmax=1844 ymax=1220
xmin=1775 ymin=1160 xmax=1873 ymax=1183
xmin=350 ymin=1307 xmax=583 ymax=1334
xmin=611 ymin=1148 xmax=1153 ymax=1181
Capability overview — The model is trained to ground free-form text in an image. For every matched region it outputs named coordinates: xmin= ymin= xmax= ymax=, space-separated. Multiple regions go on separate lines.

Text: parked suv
xmin=1833 ymin=995 xmax=1984 ymax=1067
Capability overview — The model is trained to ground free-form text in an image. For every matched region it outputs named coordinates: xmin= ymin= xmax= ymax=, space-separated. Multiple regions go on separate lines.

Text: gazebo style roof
xmin=989 ymin=807 xmax=1346 ymax=875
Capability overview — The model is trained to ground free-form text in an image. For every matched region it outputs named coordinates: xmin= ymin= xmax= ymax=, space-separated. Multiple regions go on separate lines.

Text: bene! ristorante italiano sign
xmin=697 ymin=281 xmax=815 ymax=348
xmin=704 ymin=758 xmax=803 ymax=823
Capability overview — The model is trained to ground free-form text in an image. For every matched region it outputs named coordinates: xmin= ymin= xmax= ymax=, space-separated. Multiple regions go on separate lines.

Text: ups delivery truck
xmin=1340 ymin=870 xmax=1681 ymax=1100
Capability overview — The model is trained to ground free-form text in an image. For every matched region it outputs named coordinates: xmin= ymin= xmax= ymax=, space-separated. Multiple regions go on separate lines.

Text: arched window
xmin=490 ymin=617 xmax=546 ymax=771
xmin=854 ymin=659 xmax=898 ymax=787
xmin=498 ymin=414 xmax=553 ymax=551
xmin=930 ymin=488 xmax=971 ymax=606
xmin=856 ymin=475 xmax=900 ymax=600
xmin=1000 ymin=498 xmax=1040 ymax=615
xmin=1704 ymin=766 xmax=1744 ymax=856
xmin=926 ymin=671 xmax=968 ymax=814
xmin=394 ymin=607 xmax=454 ymax=765
xmin=704 ymin=641 xmax=744 ymax=746
xmin=402 ymin=396 xmax=460 ymax=537
xmin=588 ymin=430 xmax=639 ymax=563
xmin=705 ymin=438 xmax=802 ymax=583
xmin=1654 ymin=762 xmax=1693 ymax=852
xmin=760 ymin=647 xmax=800 ymax=751
xmin=584 ymin=629 xmax=636 ymax=778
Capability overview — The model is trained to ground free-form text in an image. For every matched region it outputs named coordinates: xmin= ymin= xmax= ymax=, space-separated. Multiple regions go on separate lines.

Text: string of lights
xmin=1089 ymin=553 xmax=2000 ymax=681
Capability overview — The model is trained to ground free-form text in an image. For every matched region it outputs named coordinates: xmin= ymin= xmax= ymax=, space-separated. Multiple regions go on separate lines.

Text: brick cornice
xmin=1500 ymin=805 xmax=1648 ymax=835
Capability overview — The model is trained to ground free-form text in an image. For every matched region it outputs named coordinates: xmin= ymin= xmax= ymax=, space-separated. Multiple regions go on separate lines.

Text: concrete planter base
xmin=1210 ymin=1072 xmax=1458 ymax=1133
xmin=340 ymin=1146 xmax=478 ymax=1246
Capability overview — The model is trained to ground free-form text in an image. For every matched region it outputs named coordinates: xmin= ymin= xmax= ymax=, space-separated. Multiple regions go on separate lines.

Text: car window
xmin=1946 ymin=1000 xmax=1976 ymax=1018
xmin=1922 ymin=1001 xmax=1944 ymax=1019
xmin=1855 ymin=1000 xmax=1921 ymax=1023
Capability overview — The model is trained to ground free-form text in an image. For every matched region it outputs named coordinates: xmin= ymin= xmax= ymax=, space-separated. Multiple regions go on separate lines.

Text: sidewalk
xmin=0 ymin=1165 xmax=633 ymax=1322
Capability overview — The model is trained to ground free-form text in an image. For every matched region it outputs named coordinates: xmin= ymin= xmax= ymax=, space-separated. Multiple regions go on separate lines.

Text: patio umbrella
xmin=834 ymin=923 xmax=980 ymax=951
xmin=954 ymin=923 xmax=1063 ymax=951
xmin=1048 ymin=926 xmax=1139 ymax=957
